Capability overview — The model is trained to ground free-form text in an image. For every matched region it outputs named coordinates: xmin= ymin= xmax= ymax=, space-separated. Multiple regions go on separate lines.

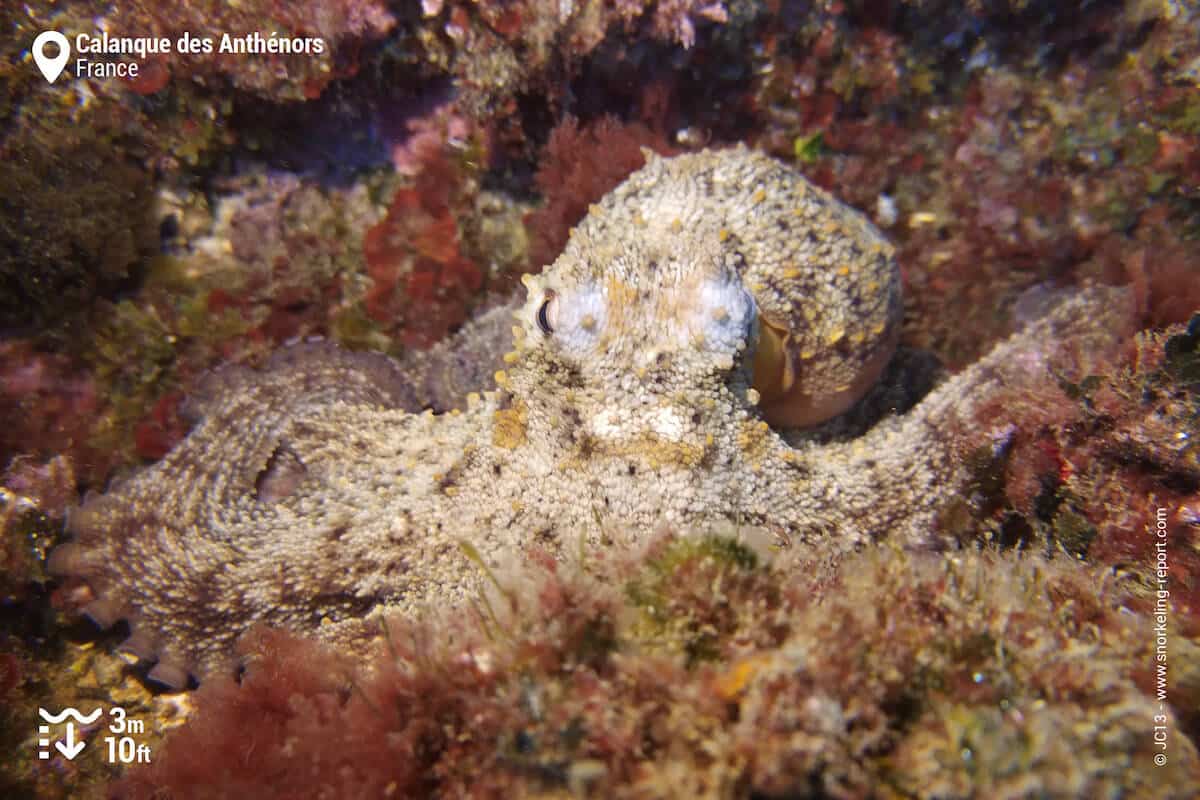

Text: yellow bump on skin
xmin=512 ymin=325 xmax=526 ymax=341
xmin=826 ymin=327 xmax=845 ymax=346
xmin=718 ymin=228 xmax=730 ymax=242
xmin=634 ymin=212 xmax=647 ymax=227
xmin=492 ymin=407 xmax=528 ymax=449
xmin=444 ymin=486 xmax=459 ymax=497
xmin=851 ymin=331 xmax=865 ymax=345
xmin=503 ymin=351 xmax=520 ymax=364
xmin=736 ymin=418 xmax=773 ymax=463
xmin=782 ymin=268 xmax=801 ymax=280
xmin=589 ymin=203 xmax=603 ymax=216
xmin=466 ymin=392 xmax=481 ymax=409
xmin=793 ymin=207 xmax=805 ymax=217
xmin=493 ymin=370 xmax=509 ymax=388
xmin=705 ymin=432 xmax=715 ymax=447
xmin=872 ymin=321 xmax=887 ymax=335
xmin=671 ymin=218 xmax=682 ymax=232
xmin=867 ymin=281 xmax=881 ymax=294
xmin=837 ymin=265 xmax=851 ymax=277
xmin=800 ymin=348 xmax=816 ymax=360
xmin=580 ymin=314 xmax=597 ymax=331
xmin=752 ymin=188 xmax=766 ymax=204
xmin=450 ymin=408 xmax=462 ymax=416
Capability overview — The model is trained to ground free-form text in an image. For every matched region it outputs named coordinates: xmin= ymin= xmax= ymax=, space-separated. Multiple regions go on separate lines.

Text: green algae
xmin=0 ymin=113 xmax=157 ymax=328
xmin=1049 ymin=504 xmax=1098 ymax=559
xmin=792 ymin=130 xmax=826 ymax=164
xmin=1163 ymin=313 xmax=1200 ymax=387
xmin=625 ymin=534 xmax=764 ymax=665
xmin=83 ymin=301 xmax=178 ymax=462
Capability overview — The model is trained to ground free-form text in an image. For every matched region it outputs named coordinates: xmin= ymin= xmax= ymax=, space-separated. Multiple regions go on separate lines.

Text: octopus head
xmin=513 ymin=236 xmax=758 ymax=399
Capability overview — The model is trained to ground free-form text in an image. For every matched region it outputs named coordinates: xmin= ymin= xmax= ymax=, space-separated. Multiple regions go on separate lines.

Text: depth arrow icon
xmin=55 ymin=722 xmax=85 ymax=760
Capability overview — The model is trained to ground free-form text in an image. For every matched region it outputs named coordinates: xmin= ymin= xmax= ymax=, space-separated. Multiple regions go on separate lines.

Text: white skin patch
xmin=548 ymin=284 xmax=607 ymax=358
xmin=590 ymin=404 xmax=689 ymax=442
xmin=692 ymin=274 xmax=757 ymax=356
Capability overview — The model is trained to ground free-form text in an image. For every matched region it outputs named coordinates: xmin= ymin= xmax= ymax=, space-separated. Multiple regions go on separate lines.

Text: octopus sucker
xmin=48 ymin=146 xmax=1133 ymax=686
xmin=79 ymin=596 xmax=127 ymax=630
xmin=116 ymin=629 xmax=160 ymax=662
xmin=146 ymin=661 xmax=191 ymax=692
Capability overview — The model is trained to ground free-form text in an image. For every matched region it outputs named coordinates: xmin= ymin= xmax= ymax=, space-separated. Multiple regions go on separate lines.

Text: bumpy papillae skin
xmin=49 ymin=147 xmax=1131 ymax=688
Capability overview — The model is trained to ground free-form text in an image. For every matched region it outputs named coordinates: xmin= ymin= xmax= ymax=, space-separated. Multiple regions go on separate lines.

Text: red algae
xmin=0 ymin=343 xmax=103 ymax=482
xmin=364 ymin=153 xmax=486 ymax=348
xmin=132 ymin=392 xmax=189 ymax=461
xmin=965 ymin=314 xmax=1200 ymax=636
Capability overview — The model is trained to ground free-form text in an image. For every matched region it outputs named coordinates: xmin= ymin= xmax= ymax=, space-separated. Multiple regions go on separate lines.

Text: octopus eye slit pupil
xmin=537 ymin=297 xmax=555 ymax=335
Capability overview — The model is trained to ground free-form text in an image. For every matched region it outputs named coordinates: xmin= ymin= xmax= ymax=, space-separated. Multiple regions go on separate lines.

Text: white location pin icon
xmin=33 ymin=31 xmax=70 ymax=84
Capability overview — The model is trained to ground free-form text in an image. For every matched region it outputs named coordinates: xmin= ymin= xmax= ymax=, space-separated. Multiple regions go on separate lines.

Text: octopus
xmin=48 ymin=146 xmax=1131 ymax=689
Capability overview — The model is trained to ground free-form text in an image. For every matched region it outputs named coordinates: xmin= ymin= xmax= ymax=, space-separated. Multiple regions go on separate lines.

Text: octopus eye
xmin=536 ymin=291 xmax=557 ymax=335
